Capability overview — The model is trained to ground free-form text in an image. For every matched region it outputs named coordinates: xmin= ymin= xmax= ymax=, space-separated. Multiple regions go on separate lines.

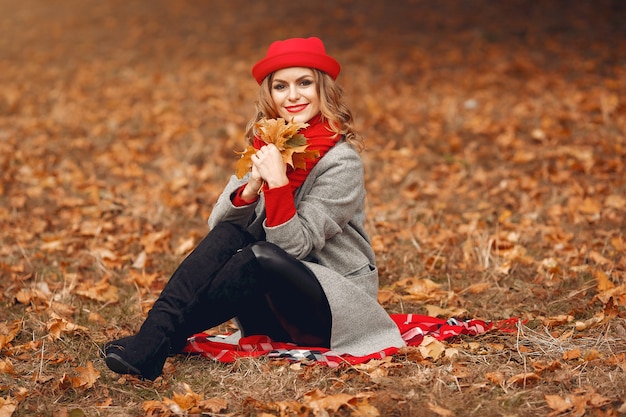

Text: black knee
xmin=249 ymin=242 xmax=314 ymax=279
xmin=249 ymin=241 xmax=286 ymax=266
xmin=248 ymin=242 xmax=322 ymax=301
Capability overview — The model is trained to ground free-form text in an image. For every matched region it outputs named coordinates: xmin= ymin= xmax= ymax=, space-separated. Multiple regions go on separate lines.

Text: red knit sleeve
xmin=263 ymin=184 xmax=296 ymax=227
xmin=231 ymin=184 xmax=258 ymax=206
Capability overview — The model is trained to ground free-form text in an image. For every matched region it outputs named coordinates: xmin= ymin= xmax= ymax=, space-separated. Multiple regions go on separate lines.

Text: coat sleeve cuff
xmin=231 ymin=184 xmax=258 ymax=207
xmin=263 ymin=184 xmax=296 ymax=227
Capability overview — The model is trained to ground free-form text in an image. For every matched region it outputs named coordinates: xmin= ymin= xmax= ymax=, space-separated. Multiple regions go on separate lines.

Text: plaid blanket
xmin=181 ymin=314 xmax=495 ymax=367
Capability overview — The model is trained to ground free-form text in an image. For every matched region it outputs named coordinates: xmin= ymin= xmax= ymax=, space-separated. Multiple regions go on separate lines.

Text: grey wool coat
xmin=208 ymin=140 xmax=405 ymax=356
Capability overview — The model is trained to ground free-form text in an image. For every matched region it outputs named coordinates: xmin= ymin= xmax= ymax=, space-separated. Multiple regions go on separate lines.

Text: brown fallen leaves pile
xmin=1 ymin=0 xmax=625 ymax=416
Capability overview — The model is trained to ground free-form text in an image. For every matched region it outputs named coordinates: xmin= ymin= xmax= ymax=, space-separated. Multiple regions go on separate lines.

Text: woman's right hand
xmin=239 ymin=145 xmax=289 ymax=202
xmin=251 ymin=144 xmax=289 ymax=189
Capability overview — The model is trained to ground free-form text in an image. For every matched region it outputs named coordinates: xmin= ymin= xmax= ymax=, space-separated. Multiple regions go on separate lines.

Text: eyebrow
xmin=272 ymin=74 xmax=314 ymax=84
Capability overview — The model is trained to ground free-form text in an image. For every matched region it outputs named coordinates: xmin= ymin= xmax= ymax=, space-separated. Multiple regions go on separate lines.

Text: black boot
xmin=104 ymin=226 xmax=332 ymax=380
xmin=104 ymin=327 xmax=171 ymax=381
xmin=103 ymin=222 xmax=256 ymax=380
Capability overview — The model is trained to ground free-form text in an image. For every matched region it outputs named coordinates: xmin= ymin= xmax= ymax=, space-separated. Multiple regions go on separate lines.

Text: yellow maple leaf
xmin=73 ymin=276 xmax=119 ymax=303
xmin=234 ymin=118 xmax=318 ymax=179
xmin=428 ymin=402 xmax=455 ymax=417
xmin=281 ymin=143 xmax=319 ymax=168
xmin=256 ymin=118 xmax=308 ymax=149
xmin=198 ymin=397 xmax=228 ymax=414
xmin=304 ymin=389 xmax=354 ymax=413
xmin=170 ymin=383 xmax=203 ymax=411
xmin=292 ymin=147 xmax=320 ymax=170
xmin=0 ymin=397 xmax=18 ymax=417
xmin=545 ymin=395 xmax=572 ymax=414
xmin=0 ymin=320 xmax=21 ymax=351
xmin=71 ymin=361 xmax=100 ymax=389
xmin=0 ymin=358 xmax=15 ymax=375
xmin=418 ymin=335 xmax=445 ymax=360
xmin=235 ymin=145 xmax=257 ymax=179
xmin=46 ymin=314 xmax=89 ymax=340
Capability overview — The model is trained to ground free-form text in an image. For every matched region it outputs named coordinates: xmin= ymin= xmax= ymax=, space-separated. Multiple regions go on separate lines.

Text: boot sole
xmin=105 ymin=353 xmax=143 ymax=378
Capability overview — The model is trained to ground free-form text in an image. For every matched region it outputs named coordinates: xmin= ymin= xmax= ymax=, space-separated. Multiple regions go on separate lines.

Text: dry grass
xmin=2 ymin=286 xmax=624 ymax=416
xmin=1 ymin=0 xmax=625 ymax=416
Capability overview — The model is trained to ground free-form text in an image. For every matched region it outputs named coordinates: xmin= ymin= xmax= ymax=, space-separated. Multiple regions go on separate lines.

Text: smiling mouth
xmin=285 ymin=104 xmax=308 ymax=113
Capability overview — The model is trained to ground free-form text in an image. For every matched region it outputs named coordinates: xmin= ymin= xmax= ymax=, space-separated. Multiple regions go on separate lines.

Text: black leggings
xmin=237 ymin=241 xmax=332 ymax=346
xmin=165 ymin=222 xmax=332 ymax=349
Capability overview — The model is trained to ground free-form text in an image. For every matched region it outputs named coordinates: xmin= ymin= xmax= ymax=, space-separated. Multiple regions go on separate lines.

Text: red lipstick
xmin=285 ymin=104 xmax=308 ymax=113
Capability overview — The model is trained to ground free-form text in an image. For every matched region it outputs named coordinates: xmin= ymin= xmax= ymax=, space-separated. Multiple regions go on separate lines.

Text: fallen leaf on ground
xmin=428 ymin=401 xmax=455 ymax=417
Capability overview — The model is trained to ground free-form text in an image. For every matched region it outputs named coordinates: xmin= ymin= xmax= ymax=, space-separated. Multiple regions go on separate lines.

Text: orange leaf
xmin=507 ymin=372 xmax=540 ymax=386
xmin=255 ymin=118 xmax=308 ymax=149
xmin=71 ymin=361 xmax=100 ymax=389
xmin=128 ymin=269 xmax=159 ymax=289
xmin=578 ymin=197 xmax=601 ymax=215
xmin=172 ymin=390 xmax=202 ymax=411
xmin=587 ymin=390 xmax=613 ymax=408
xmin=140 ymin=229 xmax=172 ymax=254
xmin=0 ymin=321 xmax=21 ymax=351
xmin=198 ymin=398 xmax=228 ymax=414
xmin=605 ymin=194 xmax=626 ymax=210
xmin=485 ymin=371 xmax=505 ymax=386
xmin=292 ymin=148 xmax=319 ymax=170
xmin=392 ymin=277 xmax=454 ymax=303
xmin=603 ymin=296 xmax=619 ymax=320
xmin=142 ymin=400 xmax=169 ymax=416
xmin=424 ymin=304 xmax=467 ymax=317
xmin=0 ymin=358 xmax=15 ymax=375
xmin=234 ymin=118 xmax=316 ymax=179
xmin=531 ymin=360 xmax=561 ymax=373
xmin=174 ymin=236 xmax=196 ymax=255
xmin=0 ymin=396 xmax=18 ymax=417
xmin=428 ymin=402 xmax=455 ymax=417
xmin=584 ymin=349 xmax=601 ymax=362
xmin=610 ymin=236 xmax=625 ymax=251
xmin=303 ymin=389 xmax=354 ymax=413
xmin=418 ymin=336 xmax=446 ymax=360
xmin=97 ymin=398 xmax=113 ymax=407
xmin=73 ymin=276 xmax=119 ymax=303
xmin=545 ymin=394 xmax=572 ymax=414
xmin=377 ymin=289 xmax=398 ymax=305
xmin=464 ymin=282 xmax=491 ymax=294
xmin=563 ymin=348 xmax=581 ymax=361
xmin=235 ymin=145 xmax=256 ymax=179
xmin=594 ymin=269 xmax=614 ymax=292
xmin=46 ymin=315 xmax=89 ymax=340
xmin=589 ymin=250 xmax=613 ymax=266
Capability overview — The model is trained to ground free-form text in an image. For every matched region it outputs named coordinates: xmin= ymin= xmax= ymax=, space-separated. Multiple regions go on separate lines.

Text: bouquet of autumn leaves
xmin=235 ymin=118 xmax=320 ymax=179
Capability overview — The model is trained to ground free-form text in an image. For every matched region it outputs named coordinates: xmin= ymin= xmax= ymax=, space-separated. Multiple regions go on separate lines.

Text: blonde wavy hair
xmin=244 ymin=69 xmax=363 ymax=151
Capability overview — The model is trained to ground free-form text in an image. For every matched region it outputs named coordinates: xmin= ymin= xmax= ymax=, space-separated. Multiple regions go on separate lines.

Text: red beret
xmin=251 ymin=37 xmax=340 ymax=85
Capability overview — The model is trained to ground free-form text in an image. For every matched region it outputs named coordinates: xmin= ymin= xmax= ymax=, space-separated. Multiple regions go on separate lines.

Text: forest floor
xmin=1 ymin=0 xmax=625 ymax=416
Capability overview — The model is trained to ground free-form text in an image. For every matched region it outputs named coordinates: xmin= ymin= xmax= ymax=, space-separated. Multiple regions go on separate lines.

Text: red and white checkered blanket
xmin=181 ymin=314 xmax=499 ymax=367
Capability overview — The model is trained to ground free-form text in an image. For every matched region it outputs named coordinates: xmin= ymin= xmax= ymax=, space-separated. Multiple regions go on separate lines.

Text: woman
xmin=104 ymin=37 xmax=405 ymax=381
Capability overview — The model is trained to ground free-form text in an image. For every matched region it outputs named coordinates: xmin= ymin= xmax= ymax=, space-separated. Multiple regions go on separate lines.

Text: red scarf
xmin=253 ymin=114 xmax=340 ymax=193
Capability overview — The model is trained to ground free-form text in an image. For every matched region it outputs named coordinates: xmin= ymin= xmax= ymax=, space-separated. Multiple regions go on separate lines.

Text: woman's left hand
xmin=252 ymin=144 xmax=289 ymax=189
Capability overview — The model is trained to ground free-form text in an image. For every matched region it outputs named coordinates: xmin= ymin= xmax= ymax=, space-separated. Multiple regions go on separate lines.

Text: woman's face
xmin=270 ymin=67 xmax=320 ymax=124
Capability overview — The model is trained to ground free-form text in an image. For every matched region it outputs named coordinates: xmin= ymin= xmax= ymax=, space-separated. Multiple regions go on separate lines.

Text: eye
xmin=299 ymin=79 xmax=313 ymax=87
xmin=272 ymin=83 xmax=286 ymax=91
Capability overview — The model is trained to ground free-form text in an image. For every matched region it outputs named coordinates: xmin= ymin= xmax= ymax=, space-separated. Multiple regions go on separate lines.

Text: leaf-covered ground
xmin=1 ymin=0 xmax=625 ymax=416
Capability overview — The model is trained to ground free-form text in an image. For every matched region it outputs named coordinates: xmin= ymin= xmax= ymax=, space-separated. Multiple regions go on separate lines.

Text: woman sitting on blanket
xmin=103 ymin=37 xmax=405 ymax=380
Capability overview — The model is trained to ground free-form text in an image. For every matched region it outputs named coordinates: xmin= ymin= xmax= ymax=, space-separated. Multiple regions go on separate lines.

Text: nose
xmin=288 ymin=85 xmax=300 ymax=101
